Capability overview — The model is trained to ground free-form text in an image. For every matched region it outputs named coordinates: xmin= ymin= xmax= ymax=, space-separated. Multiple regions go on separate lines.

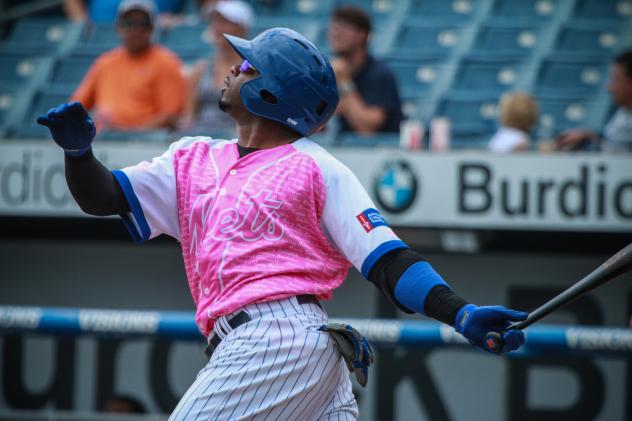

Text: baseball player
xmin=38 ymin=28 xmax=527 ymax=420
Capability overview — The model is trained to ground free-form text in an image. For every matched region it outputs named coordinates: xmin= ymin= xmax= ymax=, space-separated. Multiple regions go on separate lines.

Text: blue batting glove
xmin=455 ymin=304 xmax=527 ymax=354
xmin=37 ymin=101 xmax=96 ymax=157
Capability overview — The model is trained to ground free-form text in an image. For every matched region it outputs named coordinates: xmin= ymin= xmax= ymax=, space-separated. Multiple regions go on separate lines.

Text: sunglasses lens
xmin=121 ymin=19 xmax=151 ymax=29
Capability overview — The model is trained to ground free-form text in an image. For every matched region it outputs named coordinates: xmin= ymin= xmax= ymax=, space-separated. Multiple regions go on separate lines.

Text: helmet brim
xmin=223 ymin=33 xmax=253 ymax=62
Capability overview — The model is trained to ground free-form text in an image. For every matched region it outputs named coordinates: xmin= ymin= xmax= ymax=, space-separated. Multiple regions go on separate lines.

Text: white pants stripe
xmin=169 ymin=297 xmax=358 ymax=420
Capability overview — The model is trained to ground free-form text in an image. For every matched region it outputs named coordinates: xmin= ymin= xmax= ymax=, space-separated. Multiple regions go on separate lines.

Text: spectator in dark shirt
xmin=555 ymin=49 xmax=632 ymax=153
xmin=328 ymin=6 xmax=403 ymax=135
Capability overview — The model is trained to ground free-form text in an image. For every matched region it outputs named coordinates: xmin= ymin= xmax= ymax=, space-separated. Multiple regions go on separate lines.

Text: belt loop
xmin=217 ymin=315 xmax=231 ymax=339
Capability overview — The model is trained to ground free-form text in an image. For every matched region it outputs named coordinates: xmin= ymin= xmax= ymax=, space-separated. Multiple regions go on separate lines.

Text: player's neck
xmin=237 ymin=120 xmax=302 ymax=149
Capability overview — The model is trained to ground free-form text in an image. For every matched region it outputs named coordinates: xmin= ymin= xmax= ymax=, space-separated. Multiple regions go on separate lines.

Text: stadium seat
xmin=0 ymin=18 xmax=82 ymax=56
xmin=159 ymin=22 xmax=213 ymax=59
xmin=72 ymin=23 xmax=122 ymax=56
xmin=393 ymin=22 xmax=463 ymax=56
xmin=0 ymin=84 xmax=32 ymax=137
xmin=538 ymin=96 xmax=592 ymax=132
xmin=435 ymin=93 xmax=499 ymax=139
xmin=249 ymin=18 xmax=320 ymax=43
xmin=407 ymin=0 xmax=477 ymax=21
xmin=251 ymin=0 xmax=331 ymax=17
xmin=453 ymin=56 xmax=524 ymax=92
xmin=572 ymin=0 xmax=632 ymax=20
xmin=0 ymin=55 xmax=54 ymax=88
xmin=12 ymin=90 xmax=70 ymax=139
xmin=489 ymin=0 xmax=558 ymax=19
xmin=535 ymin=57 xmax=609 ymax=95
xmin=385 ymin=55 xmax=447 ymax=95
xmin=472 ymin=23 xmax=541 ymax=56
xmin=49 ymin=56 xmax=96 ymax=93
xmin=554 ymin=23 xmax=625 ymax=56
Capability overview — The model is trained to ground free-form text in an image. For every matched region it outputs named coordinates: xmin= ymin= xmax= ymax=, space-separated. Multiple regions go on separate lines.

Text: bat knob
xmin=484 ymin=331 xmax=503 ymax=353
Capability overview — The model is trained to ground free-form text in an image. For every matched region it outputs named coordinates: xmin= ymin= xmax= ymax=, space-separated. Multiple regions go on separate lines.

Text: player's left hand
xmin=455 ymin=304 xmax=527 ymax=354
xmin=37 ymin=101 xmax=96 ymax=157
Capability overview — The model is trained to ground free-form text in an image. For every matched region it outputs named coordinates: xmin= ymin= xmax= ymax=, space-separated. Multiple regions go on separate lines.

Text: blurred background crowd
xmin=1 ymin=0 xmax=630 ymax=152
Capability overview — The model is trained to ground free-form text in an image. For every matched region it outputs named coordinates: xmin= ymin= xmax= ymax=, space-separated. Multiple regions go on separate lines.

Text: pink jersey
xmin=113 ymin=137 xmax=406 ymax=336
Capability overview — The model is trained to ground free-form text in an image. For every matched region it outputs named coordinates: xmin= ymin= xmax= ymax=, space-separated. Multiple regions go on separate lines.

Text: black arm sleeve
xmin=65 ymin=149 xmax=130 ymax=216
xmin=367 ymin=248 xmax=469 ymax=326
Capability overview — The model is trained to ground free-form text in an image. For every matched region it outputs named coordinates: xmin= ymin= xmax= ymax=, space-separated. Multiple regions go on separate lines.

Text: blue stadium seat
xmin=249 ymin=18 xmax=320 ymax=43
xmin=555 ymin=23 xmax=625 ymax=56
xmin=49 ymin=56 xmax=96 ymax=93
xmin=0 ymin=55 xmax=54 ymax=88
xmin=490 ymin=0 xmax=558 ymax=19
xmin=159 ymin=22 xmax=213 ymax=59
xmin=386 ymin=55 xmax=447 ymax=95
xmin=472 ymin=23 xmax=541 ymax=56
xmin=393 ymin=22 xmax=463 ymax=56
xmin=573 ymin=0 xmax=632 ymax=20
xmin=12 ymin=90 xmax=70 ymax=139
xmin=435 ymin=93 xmax=499 ymax=139
xmin=0 ymin=18 xmax=82 ymax=55
xmin=453 ymin=56 xmax=524 ymax=92
xmin=251 ymin=0 xmax=331 ymax=17
xmin=538 ymin=96 xmax=592 ymax=132
xmin=0 ymin=84 xmax=32 ymax=137
xmin=535 ymin=57 xmax=609 ymax=95
xmin=408 ymin=0 xmax=477 ymax=21
xmin=72 ymin=23 xmax=122 ymax=56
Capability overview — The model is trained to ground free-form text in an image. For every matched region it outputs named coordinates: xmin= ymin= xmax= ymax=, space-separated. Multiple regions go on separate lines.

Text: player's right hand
xmin=455 ymin=304 xmax=527 ymax=354
xmin=37 ymin=101 xmax=96 ymax=157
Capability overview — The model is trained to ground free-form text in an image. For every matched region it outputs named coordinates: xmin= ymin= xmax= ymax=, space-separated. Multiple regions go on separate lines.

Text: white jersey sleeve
xmin=112 ymin=136 xmax=205 ymax=243
xmin=294 ymin=139 xmax=408 ymax=278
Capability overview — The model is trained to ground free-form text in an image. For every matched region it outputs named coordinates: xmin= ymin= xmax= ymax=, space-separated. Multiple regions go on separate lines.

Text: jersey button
xmin=204 ymin=287 xmax=210 ymax=296
xmin=229 ymin=169 xmax=237 ymax=175
xmin=220 ymin=188 xmax=227 ymax=196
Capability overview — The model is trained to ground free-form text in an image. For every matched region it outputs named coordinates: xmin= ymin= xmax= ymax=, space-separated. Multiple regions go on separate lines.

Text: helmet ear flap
xmin=259 ymin=90 xmax=278 ymax=104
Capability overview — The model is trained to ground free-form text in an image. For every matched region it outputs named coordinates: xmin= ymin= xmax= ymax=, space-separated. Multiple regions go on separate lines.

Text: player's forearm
xmin=338 ymin=94 xmax=385 ymax=134
xmin=369 ymin=248 xmax=468 ymax=326
xmin=65 ymin=149 xmax=129 ymax=216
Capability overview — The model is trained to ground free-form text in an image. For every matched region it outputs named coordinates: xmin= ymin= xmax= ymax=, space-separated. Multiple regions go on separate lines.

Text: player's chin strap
xmin=319 ymin=323 xmax=374 ymax=387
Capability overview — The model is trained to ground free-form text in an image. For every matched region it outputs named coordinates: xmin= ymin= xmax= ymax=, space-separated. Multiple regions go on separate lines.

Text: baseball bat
xmin=485 ymin=242 xmax=632 ymax=353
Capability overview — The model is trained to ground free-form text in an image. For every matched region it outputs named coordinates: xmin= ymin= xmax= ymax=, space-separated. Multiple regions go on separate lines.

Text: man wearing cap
xmin=71 ymin=0 xmax=185 ymax=132
xmin=329 ymin=6 xmax=403 ymax=135
xmin=177 ymin=0 xmax=254 ymax=137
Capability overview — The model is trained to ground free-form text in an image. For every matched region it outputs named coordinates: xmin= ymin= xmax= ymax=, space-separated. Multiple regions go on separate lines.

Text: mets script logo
xmin=211 ymin=189 xmax=284 ymax=242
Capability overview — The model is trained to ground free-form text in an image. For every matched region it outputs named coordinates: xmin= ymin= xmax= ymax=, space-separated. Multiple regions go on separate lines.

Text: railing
xmin=1 ymin=305 xmax=631 ymax=358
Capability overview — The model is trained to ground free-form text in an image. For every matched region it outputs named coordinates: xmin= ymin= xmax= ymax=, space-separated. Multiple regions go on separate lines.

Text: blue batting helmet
xmin=224 ymin=28 xmax=339 ymax=137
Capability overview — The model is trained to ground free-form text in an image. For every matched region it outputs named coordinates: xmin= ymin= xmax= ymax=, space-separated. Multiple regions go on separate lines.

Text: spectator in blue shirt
xmin=64 ymin=0 xmax=184 ymax=24
xmin=328 ymin=6 xmax=403 ymax=135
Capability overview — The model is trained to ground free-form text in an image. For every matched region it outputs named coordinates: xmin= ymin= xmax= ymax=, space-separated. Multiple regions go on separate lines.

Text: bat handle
xmin=483 ymin=321 xmax=524 ymax=353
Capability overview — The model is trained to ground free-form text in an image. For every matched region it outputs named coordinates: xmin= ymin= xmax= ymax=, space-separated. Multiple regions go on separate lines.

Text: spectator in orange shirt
xmin=71 ymin=0 xmax=185 ymax=132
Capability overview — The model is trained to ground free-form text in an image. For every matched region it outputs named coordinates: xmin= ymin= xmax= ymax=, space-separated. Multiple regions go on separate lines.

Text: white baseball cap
xmin=117 ymin=0 xmax=157 ymax=24
xmin=205 ymin=0 xmax=254 ymax=29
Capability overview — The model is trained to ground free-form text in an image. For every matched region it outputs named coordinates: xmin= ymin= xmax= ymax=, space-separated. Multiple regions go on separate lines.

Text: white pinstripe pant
xmin=169 ymin=297 xmax=359 ymax=420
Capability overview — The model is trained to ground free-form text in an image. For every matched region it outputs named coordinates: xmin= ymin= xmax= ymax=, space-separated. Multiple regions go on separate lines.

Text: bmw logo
xmin=374 ymin=160 xmax=418 ymax=214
